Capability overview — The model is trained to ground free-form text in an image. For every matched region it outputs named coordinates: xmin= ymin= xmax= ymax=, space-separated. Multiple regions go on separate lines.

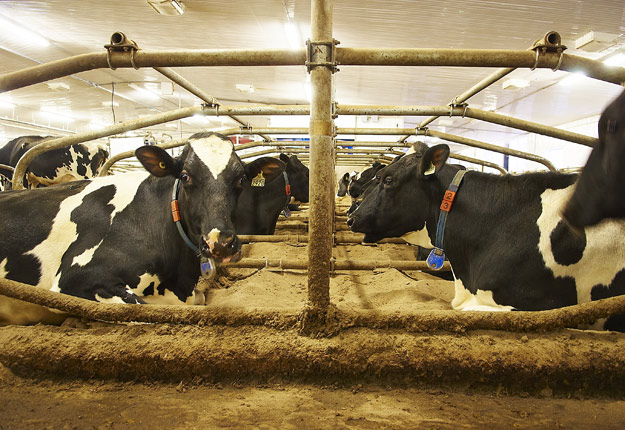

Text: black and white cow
xmin=347 ymin=142 xmax=625 ymax=331
xmin=0 ymin=132 xmax=283 ymax=307
xmin=562 ymin=89 xmax=625 ymax=230
xmin=337 ymin=171 xmax=356 ymax=198
xmin=0 ymin=135 xmax=109 ymax=189
xmin=348 ymin=161 xmax=384 ymax=199
xmin=234 ymin=153 xmax=309 ymax=235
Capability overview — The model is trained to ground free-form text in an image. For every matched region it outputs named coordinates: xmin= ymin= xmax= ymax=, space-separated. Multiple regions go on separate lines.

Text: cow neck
xmin=170 ymin=177 xmax=200 ymax=255
xmin=426 ymin=169 xmax=467 ymax=270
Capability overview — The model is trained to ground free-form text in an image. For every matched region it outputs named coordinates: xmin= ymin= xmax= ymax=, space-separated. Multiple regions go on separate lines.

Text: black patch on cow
xmin=5 ymin=254 xmax=41 ymax=286
xmin=549 ymin=220 xmax=586 ymax=266
xmin=59 ymin=185 xmax=117 ymax=273
xmin=143 ymin=282 xmax=155 ymax=296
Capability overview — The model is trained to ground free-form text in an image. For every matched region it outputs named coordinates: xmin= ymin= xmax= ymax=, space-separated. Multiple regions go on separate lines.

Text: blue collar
xmin=426 ymin=169 xmax=467 ymax=270
xmin=171 ymin=177 xmax=201 ymax=255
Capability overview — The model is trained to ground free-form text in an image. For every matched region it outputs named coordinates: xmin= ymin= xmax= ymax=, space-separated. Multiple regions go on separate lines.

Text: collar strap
xmin=426 ymin=169 xmax=467 ymax=270
xmin=171 ymin=178 xmax=201 ymax=255
xmin=282 ymin=171 xmax=292 ymax=217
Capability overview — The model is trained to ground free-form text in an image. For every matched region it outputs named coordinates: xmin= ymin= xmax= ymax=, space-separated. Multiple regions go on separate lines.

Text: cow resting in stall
xmin=0 ymin=133 xmax=283 ymax=324
xmin=347 ymin=141 xmax=625 ymax=331
xmin=0 ymin=135 xmax=109 ymax=189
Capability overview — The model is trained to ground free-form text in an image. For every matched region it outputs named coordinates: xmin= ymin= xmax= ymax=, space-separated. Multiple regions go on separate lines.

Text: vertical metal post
xmin=299 ymin=0 xmax=337 ymax=336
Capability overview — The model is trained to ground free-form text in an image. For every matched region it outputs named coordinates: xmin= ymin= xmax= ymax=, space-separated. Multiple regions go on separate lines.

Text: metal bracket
xmin=239 ymin=124 xmax=253 ymax=135
xmin=530 ymin=31 xmax=567 ymax=71
xmin=331 ymin=101 xmax=338 ymax=119
xmin=449 ymin=102 xmax=469 ymax=118
xmin=415 ymin=126 xmax=429 ymax=136
xmin=104 ymin=32 xmax=140 ymax=70
xmin=306 ymin=39 xmax=340 ymax=73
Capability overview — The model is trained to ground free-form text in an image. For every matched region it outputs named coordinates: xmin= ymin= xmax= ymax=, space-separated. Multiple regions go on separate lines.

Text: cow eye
xmin=384 ymin=176 xmax=393 ymax=185
xmin=180 ymin=172 xmax=190 ymax=182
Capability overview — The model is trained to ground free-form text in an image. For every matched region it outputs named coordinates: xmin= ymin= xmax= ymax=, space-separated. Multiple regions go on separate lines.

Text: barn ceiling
xmin=0 ymin=0 xmax=623 ymax=167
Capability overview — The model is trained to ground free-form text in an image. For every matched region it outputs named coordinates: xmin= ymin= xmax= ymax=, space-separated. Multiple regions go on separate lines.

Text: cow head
xmin=279 ymin=153 xmax=309 ymax=203
xmin=348 ymin=161 xmax=384 ymax=199
xmin=562 ymin=90 xmax=625 ymax=230
xmin=347 ymin=143 xmax=452 ymax=244
xmin=337 ymin=172 xmax=351 ymax=197
xmin=136 ymin=132 xmax=283 ymax=263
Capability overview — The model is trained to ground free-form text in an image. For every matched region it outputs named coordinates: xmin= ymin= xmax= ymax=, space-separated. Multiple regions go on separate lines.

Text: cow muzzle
xmin=202 ymin=229 xmax=242 ymax=263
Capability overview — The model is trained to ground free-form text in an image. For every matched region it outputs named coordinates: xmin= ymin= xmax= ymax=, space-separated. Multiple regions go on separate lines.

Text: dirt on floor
xmin=1 ymin=210 xmax=625 ymax=428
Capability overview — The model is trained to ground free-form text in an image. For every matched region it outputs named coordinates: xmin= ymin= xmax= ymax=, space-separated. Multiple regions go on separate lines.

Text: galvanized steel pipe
xmin=304 ymin=0 xmax=335 ymax=331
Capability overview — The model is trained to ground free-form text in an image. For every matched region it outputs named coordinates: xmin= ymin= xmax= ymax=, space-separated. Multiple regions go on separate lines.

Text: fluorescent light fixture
xmin=575 ymin=31 xmax=617 ymax=52
xmin=604 ymin=53 xmax=625 ymax=67
xmin=502 ymin=78 xmax=530 ymax=91
xmin=284 ymin=22 xmax=302 ymax=49
xmin=129 ymin=83 xmax=161 ymax=101
xmin=147 ymin=0 xmax=185 ymax=16
xmin=0 ymin=15 xmax=49 ymax=48
xmin=47 ymin=82 xmax=70 ymax=91
xmin=236 ymin=84 xmax=255 ymax=94
xmin=101 ymin=100 xmax=119 ymax=107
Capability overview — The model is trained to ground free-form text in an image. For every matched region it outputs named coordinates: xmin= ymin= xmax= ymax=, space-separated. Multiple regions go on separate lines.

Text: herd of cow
xmin=0 ymin=89 xmax=624 ymax=331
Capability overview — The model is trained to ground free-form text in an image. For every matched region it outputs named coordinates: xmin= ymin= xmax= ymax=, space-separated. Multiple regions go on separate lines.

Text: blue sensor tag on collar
xmin=426 ymin=247 xmax=445 ymax=271
xmin=282 ymin=206 xmax=291 ymax=218
xmin=200 ymin=257 xmax=216 ymax=280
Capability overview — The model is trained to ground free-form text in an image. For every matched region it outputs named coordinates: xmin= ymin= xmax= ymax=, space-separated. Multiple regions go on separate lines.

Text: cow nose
xmin=204 ymin=229 xmax=242 ymax=262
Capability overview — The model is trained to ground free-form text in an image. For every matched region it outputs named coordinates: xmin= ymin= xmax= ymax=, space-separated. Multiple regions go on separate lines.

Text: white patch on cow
xmin=130 ymin=273 xmax=161 ymax=296
xmin=190 ymin=135 xmax=234 ymax=180
xmin=537 ymin=185 xmax=625 ymax=304
xmin=94 ymin=294 xmax=126 ymax=304
xmin=451 ymin=276 xmax=514 ymax=312
xmin=141 ymin=289 xmax=196 ymax=305
xmin=71 ymin=240 xmax=103 ymax=267
xmin=0 ymin=258 xmax=7 ymax=278
xmin=26 ymin=171 xmax=148 ymax=290
xmin=400 ymin=225 xmax=434 ymax=248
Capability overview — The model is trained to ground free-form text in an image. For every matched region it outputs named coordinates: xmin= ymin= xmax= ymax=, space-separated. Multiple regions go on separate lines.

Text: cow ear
xmin=342 ymin=172 xmax=350 ymax=180
xmin=136 ymin=146 xmax=180 ymax=178
xmin=279 ymin=153 xmax=290 ymax=163
xmin=245 ymin=157 xmax=286 ymax=184
xmin=419 ymin=144 xmax=449 ymax=177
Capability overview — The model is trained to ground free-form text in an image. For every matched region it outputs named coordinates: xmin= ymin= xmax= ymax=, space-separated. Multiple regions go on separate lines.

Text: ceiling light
xmin=47 ymin=82 xmax=70 ymax=91
xmin=284 ymin=22 xmax=302 ymax=49
xmin=236 ymin=84 xmax=255 ymax=94
xmin=101 ymin=100 xmax=119 ymax=107
xmin=502 ymin=78 xmax=530 ymax=91
xmin=575 ymin=31 xmax=617 ymax=52
xmin=147 ymin=0 xmax=185 ymax=16
xmin=0 ymin=15 xmax=50 ymax=48
xmin=603 ymin=53 xmax=625 ymax=67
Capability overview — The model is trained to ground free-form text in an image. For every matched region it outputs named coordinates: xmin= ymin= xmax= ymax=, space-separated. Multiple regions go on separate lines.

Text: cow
xmin=0 ymin=135 xmax=109 ymax=189
xmin=347 ymin=141 xmax=625 ymax=331
xmin=562 ymin=89 xmax=625 ymax=230
xmin=0 ymin=132 xmax=284 ymax=312
xmin=348 ymin=161 xmax=384 ymax=199
xmin=337 ymin=171 xmax=356 ymax=198
xmin=234 ymin=153 xmax=310 ymax=235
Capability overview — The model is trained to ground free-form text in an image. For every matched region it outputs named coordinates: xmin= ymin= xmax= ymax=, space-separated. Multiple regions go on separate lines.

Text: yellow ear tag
xmin=251 ymin=171 xmax=266 ymax=187
xmin=424 ymin=162 xmax=436 ymax=176
xmin=158 ymin=161 xmax=167 ymax=170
